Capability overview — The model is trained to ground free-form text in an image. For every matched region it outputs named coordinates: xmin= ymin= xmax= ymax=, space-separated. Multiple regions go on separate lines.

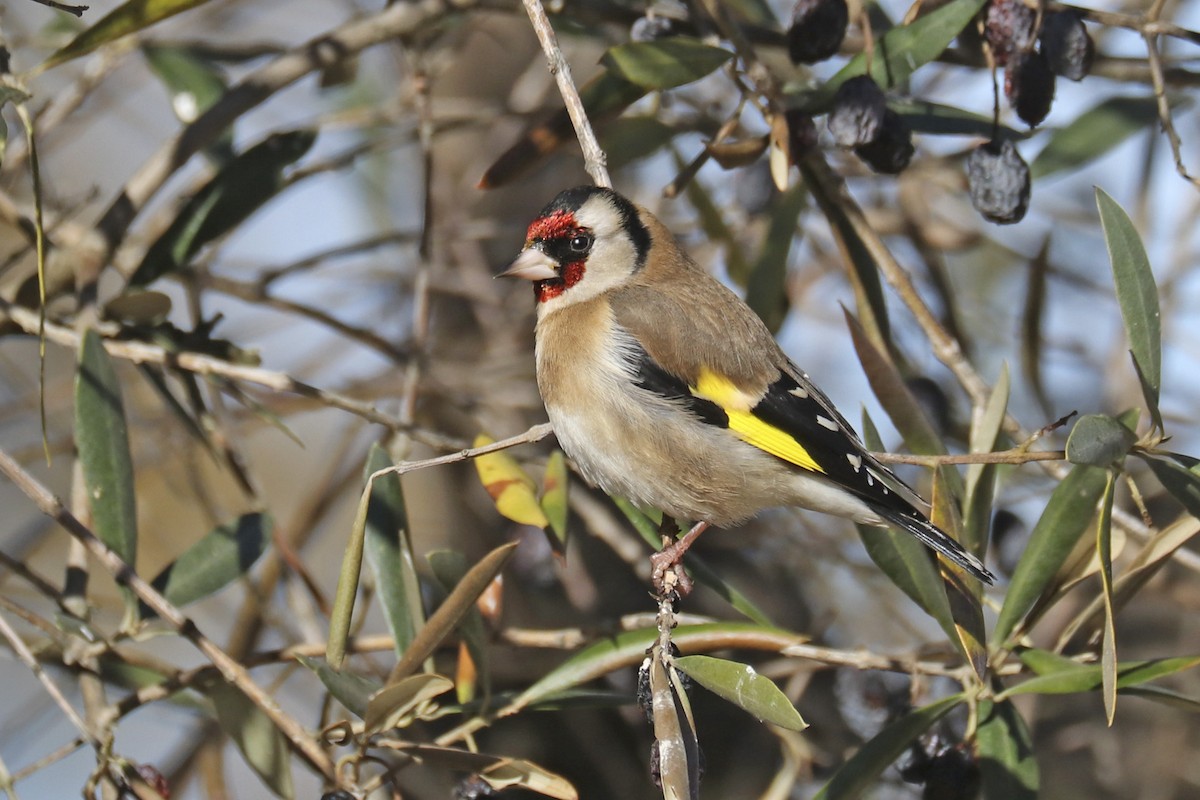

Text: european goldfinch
xmin=502 ymin=186 xmax=994 ymax=590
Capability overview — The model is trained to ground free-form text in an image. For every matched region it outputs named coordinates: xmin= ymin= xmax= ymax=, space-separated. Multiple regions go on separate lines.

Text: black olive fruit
xmin=787 ymin=0 xmax=849 ymax=64
xmin=966 ymin=139 xmax=1031 ymax=224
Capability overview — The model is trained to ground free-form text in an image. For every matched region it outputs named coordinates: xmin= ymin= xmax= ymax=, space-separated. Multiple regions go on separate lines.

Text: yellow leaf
xmin=540 ymin=450 xmax=569 ymax=546
xmin=474 ymin=434 xmax=549 ymax=528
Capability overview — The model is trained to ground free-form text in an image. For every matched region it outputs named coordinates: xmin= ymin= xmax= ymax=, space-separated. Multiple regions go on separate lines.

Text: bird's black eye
xmin=569 ymin=233 xmax=593 ymax=253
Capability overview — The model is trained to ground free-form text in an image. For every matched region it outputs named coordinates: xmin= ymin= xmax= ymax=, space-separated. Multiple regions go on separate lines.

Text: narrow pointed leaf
xmin=473 ymin=434 xmax=549 ymax=528
xmin=42 ymin=0 xmax=213 ymax=70
xmin=800 ymin=158 xmax=890 ymax=347
xmin=1097 ymin=188 xmax=1161 ymax=404
xmin=826 ymin=0 xmax=988 ymax=93
xmin=364 ymin=444 xmax=423 ymax=658
xmin=891 ymin=98 xmax=1025 ymax=138
xmin=674 ymin=655 xmax=807 ymax=730
xmin=1033 ymin=97 xmax=1169 ymax=178
xmin=131 ymin=130 xmax=316 ymax=286
xmin=1097 ymin=473 xmax=1118 ymax=724
xmin=75 ymin=330 xmax=139 ymax=622
xmin=602 ymin=37 xmax=732 ymax=91
xmin=387 ymin=746 xmax=578 ymax=799
xmin=745 ymin=186 xmax=806 ymax=333
xmin=1119 ymin=685 xmax=1200 ymax=712
xmin=964 ymin=364 xmax=1010 ymax=555
xmin=296 ymin=655 xmax=379 ymax=719
xmin=1020 ymin=239 xmax=1053 ymax=415
xmin=508 ymin=623 xmax=801 ymax=715
xmin=205 ymin=680 xmax=294 ymax=799
xmin=478 ymin=70 xmax=645 ymax=190
xmin=600 ymin=116 xmax=675 ymax=170
xmin=682 ymin=164 xmax=751 ymax=281
xmin=143 ymin=44 xmax=227 ymax=122
xmin=846 ymin=310 xmax=966 ymax=518
xmin=477 ymin=758 xmax=579 ymax=799
xmin=143 ymin=44 xmax=233 ymax=161
xmin=326 ymin=484 xmax=371 ymax=669
xmin=428 ymin=550 xmax=490 ymax=705
xmin=386 ymin=542 xmax=517 ymax=684
xmin=148 ymin=512 xmax=270 ymax=611
xmin=1006 ymin=651 xmax=1200 ymax=697
xmin=976 ymin=700 xmax=1038 ymax=800
xmin=1017 ymin=646 xmax=1079 ymax=674
xmin=993 ymin=465 xmax=1108 ymax=645
xmin=1142 ymin=451 xmax=1200 ymax=520
xmin=1069 ymin=512 xmax=1197 ymax=646
xmin=931 ymin=472 xmax=988 ymax=679
xmin=364 ymin=673 xmax=454 ymax=734
xmin=813 ymin=695 xmax=964 ymax=800
xmin=857 ymin=411 xmax=957 ymax=642
xmin=1066 ymin=414 xmax=1137 ymax=466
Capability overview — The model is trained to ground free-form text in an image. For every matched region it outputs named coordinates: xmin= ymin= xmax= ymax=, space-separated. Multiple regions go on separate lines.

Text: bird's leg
xmin=650 ymin=519 xmax=709 ymax=598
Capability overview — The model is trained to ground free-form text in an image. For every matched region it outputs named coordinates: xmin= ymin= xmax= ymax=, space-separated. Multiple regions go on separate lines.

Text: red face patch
xmin=534 ymin=260 xmax=585 ymax=303
xmin=526 ymin=209 xmax=576 ymax=245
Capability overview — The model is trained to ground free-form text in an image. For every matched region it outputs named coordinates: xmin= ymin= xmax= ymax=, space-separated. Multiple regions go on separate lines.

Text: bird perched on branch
xmin=501 ymin=185 xmax=994 ymax=594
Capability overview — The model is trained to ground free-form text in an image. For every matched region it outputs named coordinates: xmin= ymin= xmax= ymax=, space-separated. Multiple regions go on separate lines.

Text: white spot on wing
xmin=866 ymin=468 xmax=890 ymax=493
xmin=816 ymin=415 xmax=838 ymax=431
xmin=789 ymin=385 xmax=809 ymax=399
xmin=847 ymin=453 xmax=862 ymax=472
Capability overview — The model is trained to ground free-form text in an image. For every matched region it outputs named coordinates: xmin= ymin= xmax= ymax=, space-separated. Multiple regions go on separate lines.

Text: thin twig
xmin=0 ymin=446 xmax=339 ymax=783
xmin=520 ymin=0 xmax=611 ymax=188
xmin=372 ymin=423 xmax=555 ymax=481
xmin=87 ymin=0 xmax=466 ymax=264
xmin=0 ymin=609 xmax=98 ymax=745
xmin=781 ymin=642 xmax=1022 ymax=679
xmin=871 ymin=450 xmax=1066 ymax=467
xmin=1142 ymin=31 xmax=1200 ymax=189
xmin=203 ymin=275 xmax=412 ymax=362
xmin=0 ymin=298 xmax=407 ymax=431
xmin=25 ymin=0 xmax=88 ymax=16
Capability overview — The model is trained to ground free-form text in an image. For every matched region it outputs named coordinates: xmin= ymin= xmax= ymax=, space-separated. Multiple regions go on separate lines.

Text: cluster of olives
xmin=778 ymin=0 xmax=1095 ymax=224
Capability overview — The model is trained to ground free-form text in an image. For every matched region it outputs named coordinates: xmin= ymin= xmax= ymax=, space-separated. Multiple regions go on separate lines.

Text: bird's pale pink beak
xmin=498 ymin=247 xmax=558 ymax=281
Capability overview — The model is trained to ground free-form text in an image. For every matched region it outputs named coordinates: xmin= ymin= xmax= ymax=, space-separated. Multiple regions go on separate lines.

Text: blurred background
xmin=1 ymin=0 xmax=1199 ymax=797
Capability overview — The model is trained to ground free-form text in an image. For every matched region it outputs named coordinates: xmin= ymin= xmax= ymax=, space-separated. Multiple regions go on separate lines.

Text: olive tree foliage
xmin=0 ymin=0 xmax=1198 ymax=798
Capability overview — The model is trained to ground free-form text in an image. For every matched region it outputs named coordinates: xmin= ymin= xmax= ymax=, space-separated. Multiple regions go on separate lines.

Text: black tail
xmin=875 ymin=507 xmax=996 ymax=584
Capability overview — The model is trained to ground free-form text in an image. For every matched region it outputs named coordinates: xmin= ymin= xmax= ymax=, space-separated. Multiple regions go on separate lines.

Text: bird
xmin=500 ymin=185 xmax=994 ymax=594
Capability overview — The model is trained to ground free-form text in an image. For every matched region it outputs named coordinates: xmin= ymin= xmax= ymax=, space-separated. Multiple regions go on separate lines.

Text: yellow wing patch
xmin=692 ymin=369 xmax=825 ymax=475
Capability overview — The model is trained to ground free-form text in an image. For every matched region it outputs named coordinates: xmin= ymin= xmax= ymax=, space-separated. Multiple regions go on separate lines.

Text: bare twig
xmin=1054 ymin=1 xmax=1200 ymax=45
xmin=0 ymin=298 xmax=407 ymax=431
xmin=89 ymin=0 xmax=466 ymax=263
xmin=520 ymin=0 xmax=611 ymax=188
xmin=0 ymin=446 xmax=339 ymax=783
xmin=371 ymin=422 xmax=555 ymax=481
xmin=0 ymin=609 xmax=98 ymax=745
xmin=203 ymin=275 xmax=412 ymax=362
xmin=781 ymin=642 xmax=1021 ymax=679
xmin=1142 ymin=31 xmax=1200 ymax=189
xmin=871 ymin=449 xmax=1066 ymax=467
xmin=26 ymin=0 xmax=88 ymax=17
